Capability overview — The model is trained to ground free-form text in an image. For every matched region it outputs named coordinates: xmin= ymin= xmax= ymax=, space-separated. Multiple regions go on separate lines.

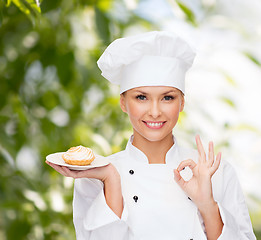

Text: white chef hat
xmin=97 ymin=31 xmax=196 ymax=94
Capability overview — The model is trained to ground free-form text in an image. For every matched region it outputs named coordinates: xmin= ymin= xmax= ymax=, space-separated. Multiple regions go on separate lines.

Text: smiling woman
xmin=46 ymin=31 xmax=256 ymax=240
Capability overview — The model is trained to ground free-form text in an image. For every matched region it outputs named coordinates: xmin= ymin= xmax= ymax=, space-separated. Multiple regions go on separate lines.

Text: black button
xmin=133 ymin=195 xmax=138 ymax=202
xmin=129 ymin=169 xmax=134 ymax=175
xmin=188 ymin=197 xmax=191 ymax=201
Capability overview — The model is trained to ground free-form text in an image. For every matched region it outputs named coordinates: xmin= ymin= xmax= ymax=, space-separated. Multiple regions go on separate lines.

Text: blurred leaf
xmin=96 ymin=0 xmax=113 ymax=12
xmin=6 ymin=219 xmax=31 ymax=239
xmin=95 ymin=6 xmax=111 ymax=45
xmin=222 ymin=72 xmax=237 ymax=86
xmin=244 ymin=52 xmax=261 ymax=67
xmin=12 ymin=0 xmax=41 ymax=14
xmin=234 ymin=123 xmax=261 ymax=134
xmin=176 ymin=1 xmax=197 ymax=26
xmin=41 ymin=0 xmax=61 ymax=13
xmin=4 ymin=0 xmax=41 ymax=24
xmin=220 ymin=97 xmax=236 ymax=108
xmin=6 ymin=0 xmax=12 ymax=7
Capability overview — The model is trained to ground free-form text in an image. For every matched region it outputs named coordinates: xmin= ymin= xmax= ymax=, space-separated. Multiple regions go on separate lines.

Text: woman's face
xmin=120 ymin=86 xmax=184 ymax=143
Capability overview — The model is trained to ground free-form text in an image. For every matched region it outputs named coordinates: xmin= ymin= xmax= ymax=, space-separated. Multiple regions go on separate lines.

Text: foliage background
xmin=0 ymin=0 xmax=261 ymax=239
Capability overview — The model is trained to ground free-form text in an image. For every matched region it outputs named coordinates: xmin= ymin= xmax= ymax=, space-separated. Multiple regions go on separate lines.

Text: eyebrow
xmin=162 ymin=90 xmax=177 ymax=95
xmin=134 ymin=90 xmax=178 ymax=95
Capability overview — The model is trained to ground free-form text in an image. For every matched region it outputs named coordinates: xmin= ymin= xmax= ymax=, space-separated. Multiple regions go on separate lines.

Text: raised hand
xmin=173 ymin=135 xmax=221 ymax=211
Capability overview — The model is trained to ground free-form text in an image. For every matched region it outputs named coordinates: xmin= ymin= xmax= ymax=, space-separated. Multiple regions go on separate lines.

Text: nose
xmin=148 ymin=100 xmax=162 ymax=118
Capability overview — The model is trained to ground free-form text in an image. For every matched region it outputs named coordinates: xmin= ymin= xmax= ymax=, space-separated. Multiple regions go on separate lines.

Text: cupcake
xmin=62 ymin=145 xmax=95 ymax=166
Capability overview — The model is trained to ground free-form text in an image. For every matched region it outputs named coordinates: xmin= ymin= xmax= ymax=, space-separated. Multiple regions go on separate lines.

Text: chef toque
xmin=97 ymin=31 xmax=196 ymax=94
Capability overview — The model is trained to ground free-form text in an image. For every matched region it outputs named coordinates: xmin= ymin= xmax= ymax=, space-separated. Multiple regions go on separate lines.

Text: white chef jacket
xmin=73 ymin=136 xmax=256 ymax=240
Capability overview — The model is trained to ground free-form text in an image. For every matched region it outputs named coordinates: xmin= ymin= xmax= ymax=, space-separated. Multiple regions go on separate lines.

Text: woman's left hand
xmin=174 ymin=135 xmax=221 ymax=211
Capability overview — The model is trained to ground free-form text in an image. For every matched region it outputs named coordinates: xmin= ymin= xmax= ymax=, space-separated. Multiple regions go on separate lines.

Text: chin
xmin=141 ymin=132 xmax=172 ymax=143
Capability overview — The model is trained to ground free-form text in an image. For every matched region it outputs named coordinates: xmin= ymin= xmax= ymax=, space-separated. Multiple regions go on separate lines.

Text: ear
xmin=120 ymin=94 xmax=127 ymax=113
xmin=179 ymin=96 xmax=185 ymax=112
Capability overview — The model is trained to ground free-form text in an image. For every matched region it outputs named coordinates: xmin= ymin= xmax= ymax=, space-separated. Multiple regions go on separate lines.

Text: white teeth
xmin=146 ymin=122 xmax=163 ymax=127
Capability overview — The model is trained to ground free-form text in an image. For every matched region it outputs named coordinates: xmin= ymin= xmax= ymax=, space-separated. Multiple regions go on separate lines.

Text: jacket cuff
xmin=217 ymin=202 xmax=241 ymax=239
xmin=84 ymin=189 xmax=128 ymax=230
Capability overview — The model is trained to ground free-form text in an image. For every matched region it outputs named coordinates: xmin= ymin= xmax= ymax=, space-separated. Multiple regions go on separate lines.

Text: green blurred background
xmin=0 ymin=0 xmax=261 ymax=239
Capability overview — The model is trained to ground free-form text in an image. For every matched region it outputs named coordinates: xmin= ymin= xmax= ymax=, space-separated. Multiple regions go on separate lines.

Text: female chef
xmin=46 ymin=31 xmax=256 ymax=240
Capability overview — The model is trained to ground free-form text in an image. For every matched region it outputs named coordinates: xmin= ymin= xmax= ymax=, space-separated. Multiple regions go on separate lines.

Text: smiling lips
xmin=143 ymin=121 xmax=166 ymax=129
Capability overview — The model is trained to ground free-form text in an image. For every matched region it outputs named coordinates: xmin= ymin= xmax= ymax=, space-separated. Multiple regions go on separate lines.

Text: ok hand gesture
xmin=174 ymin=135 xmax=221 ymax=211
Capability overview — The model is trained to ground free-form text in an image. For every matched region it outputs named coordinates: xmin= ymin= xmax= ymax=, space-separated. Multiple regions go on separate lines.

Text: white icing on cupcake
xmin=62 ymin=146 xmax=94 ymax=162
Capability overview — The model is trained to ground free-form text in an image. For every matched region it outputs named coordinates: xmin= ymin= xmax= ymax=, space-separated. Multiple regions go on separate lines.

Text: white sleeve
xmin=216 ymin=164 xmax=256 ymax=240
xmin=73 ymin=178 xmax=131 ymax=240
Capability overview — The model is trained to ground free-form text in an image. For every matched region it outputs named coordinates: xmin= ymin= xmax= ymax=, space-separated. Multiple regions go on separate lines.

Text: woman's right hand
xmin=46 ymin=161 xmax=124 ymax=217
xmin=45 ymin=161 xmax=119 ymax=183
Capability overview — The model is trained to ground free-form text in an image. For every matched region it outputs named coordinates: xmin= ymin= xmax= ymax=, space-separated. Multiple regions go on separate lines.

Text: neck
xmin=132 ymin=132 xmax=174 ymax=164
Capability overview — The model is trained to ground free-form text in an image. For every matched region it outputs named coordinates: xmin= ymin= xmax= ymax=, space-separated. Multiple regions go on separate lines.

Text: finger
xmin=74 ymin=170 xmax=92 ymax=178
xmin=208 ymin=141 xmax=215 ymax=167
xmin=177 ymin=159 xmax=197 ymax=172
xmin=61 ymin=166 xmax=80 ymax=177
xmin=77 ymin=167 xmax=106 ymax=179
xmin=210 ymin=152 xmax=222 ymax=175
xmin=64 ymin=167 xmax=95 ymax=179
xmin=45 ymin=161 xmax=58 ymax=169
xmin=195 ymin=135 xmax=206 ymax=162
xmin=46 ymin=161 xmax=96 ymax=178
xmin=46 ymin=161 xmax=69 ymax=176
xmin=45 ymin=160 xmax=51 ymax=166
xmin=65 ymin=167 xmax=102 ymax=179
xmin=54 ymin=166 xmax=69 ymax=176
xmin=58 ymin=165 xmax=95 ymax=179
xmin=174 ymin=169 xmax=186 ymax=189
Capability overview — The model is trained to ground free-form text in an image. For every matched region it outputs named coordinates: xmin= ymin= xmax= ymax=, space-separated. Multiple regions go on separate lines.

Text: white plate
xmin=46 ymin=152 xmax=110 ymax=170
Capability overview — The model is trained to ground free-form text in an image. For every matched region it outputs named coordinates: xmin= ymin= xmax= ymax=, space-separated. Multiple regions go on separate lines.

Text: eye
xmin=136 ymin=94 xmax=147 ymax=100
xmin=163 ymin=95 xmax=174 ymax=101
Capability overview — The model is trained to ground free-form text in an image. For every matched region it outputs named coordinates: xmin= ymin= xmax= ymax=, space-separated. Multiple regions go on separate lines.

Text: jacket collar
xmin=125 ymin=135 xmax=180 ymax=167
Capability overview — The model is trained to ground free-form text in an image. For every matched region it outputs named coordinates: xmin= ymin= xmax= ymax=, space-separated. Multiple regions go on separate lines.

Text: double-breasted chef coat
xmin=73 ymin=136 xmax=256 ymax=240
